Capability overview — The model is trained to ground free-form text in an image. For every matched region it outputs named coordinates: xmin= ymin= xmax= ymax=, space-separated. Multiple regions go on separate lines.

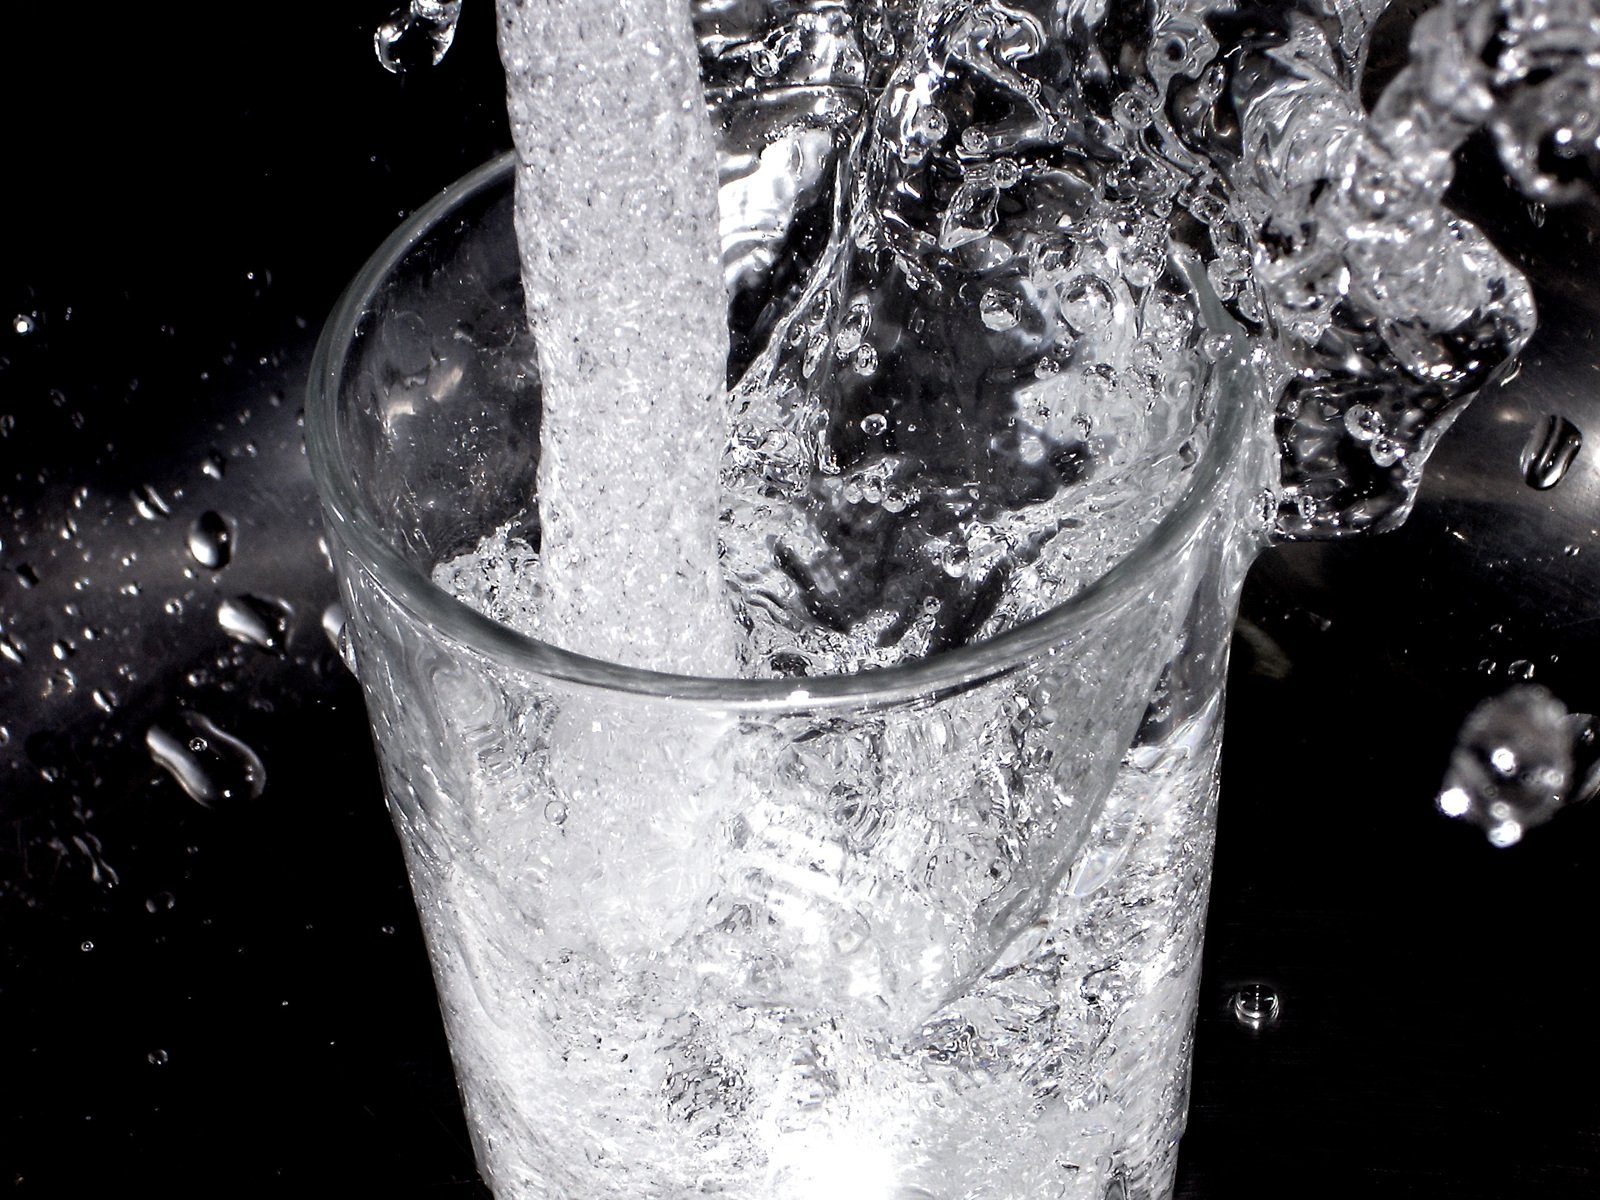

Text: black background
xmin=2 ymin=3 xmax=1598 ymax=1196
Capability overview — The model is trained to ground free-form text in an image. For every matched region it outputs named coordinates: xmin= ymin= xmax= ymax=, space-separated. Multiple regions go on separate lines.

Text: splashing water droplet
xmin=1228 ymin=982 xmax=1281 ymax=1031
xmin=1521 ymin=414 xmax=1582 ymax=490
xmin=374 ymin=0 xmax=462 ymax=74
xmin=145 ymin=712 xmax=267 ymax=808
xmin=217 ymin=594 xmax=291 ymax=655
xmin=187 ymin=511 xmax=234 ymax=570
xmin=1437 ymin=685 xmax=1598 ymax=847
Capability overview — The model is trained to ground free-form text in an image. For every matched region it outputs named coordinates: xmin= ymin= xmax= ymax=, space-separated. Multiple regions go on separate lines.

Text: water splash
xmin=1437 ymin=684 xmax=1600 ymax=847
xmin=145 ymin=712 xmax=267 ymax=808
xmin=1521 ymin=413 xmax=1583 ymax=490
xmin=375 ymin=0 xmax=463 ymax=74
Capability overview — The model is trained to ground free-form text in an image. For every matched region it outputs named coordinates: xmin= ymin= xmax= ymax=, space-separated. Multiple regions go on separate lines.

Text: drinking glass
xmin=306 ymin=153 xmax=1268 ymax=1200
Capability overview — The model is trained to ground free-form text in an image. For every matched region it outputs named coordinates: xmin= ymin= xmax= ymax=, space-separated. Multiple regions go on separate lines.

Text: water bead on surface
xmin=1228 ymin=982 xmax=1282 ymax=1032
xmin=187 ymin=511 xmax=234 ymax=570
xmin=145 ymin=712 xmax=267 ymax=809
xmin=1520 ymin=414 xmax=1583 ymax=490
xmin=216 ymin=594 xmax=291 ymax=655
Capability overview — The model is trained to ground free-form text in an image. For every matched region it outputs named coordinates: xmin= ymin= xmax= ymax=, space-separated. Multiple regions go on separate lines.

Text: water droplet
xmin=91 ymin=688 xmax=118 ymax=714
xmin=860 ymin=413 xmax=888 ymax=437
xmin=146 ymin=1049 xmax=169 ymax=1067
xmin=80 ymin=940 xmax=94 ymax=953
xmin=979 ymin=288 xmax=1022 ymax=331
xmin=12 ymin=314 xmax=35 ymax=336
xmin=1228 ymin=982 xmax=1281 ymax=1031
xmin=201 ymin=450 xmax=226 ymax=481
xmin=145 ymin=712 xmax=267 ymax=808
xmin=131 ymin=484 xmax=173 ymax=521
xmin=217 ymin=594 xmax=291 ymax=655
xmin=544 ymin=800 xmax=568 ymax=825
xmin=187 ymin=511 xmax=234 ymax=570
xmin=1058 ymin=275 xmax=1117 ymax=333
xmin=145 ymin=891 xmax=176 ymax=914
xmin=1521 ymin=415 xmax=1582 ymax=490
xmin=374 ymin=0 xmax=462 ymax=74
xmin=851 ymin=344 xmax=878 ymax=376
xmin=1437 ymin=685 xmax=1587 ymax=847
xmin=1 ymin=632 xmax=24 ymax=665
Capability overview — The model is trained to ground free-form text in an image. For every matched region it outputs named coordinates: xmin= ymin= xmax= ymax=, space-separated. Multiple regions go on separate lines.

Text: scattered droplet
xmin=1228 ymin=982 xmax=1281 ymax=1031
xmin=145 ymin=712 xmax=267 ymax=808
xmin=187 ymin=510 xmax=234 ymax=570
xmin=91 ymin=688 xmax=118 ymax=714
xmin=217 ymin=594 xmax=291 ymax=655
xmin=80 ymin=940 xmax=94 ymax=953
xmin=1 ymin=632 xmax=24 ymax=665
xmin=1437 ymin=685 xmax=1596 ymax=847
xmin=146 ymin=1049 xmax=169 ymax=1067
xmin=12 ymin=314 xmax=35 ymax=336
xmin=145 ymin=891 xmax=176 ymax=914
xmin=201 ymin=450 xmax=226 ymax=481
xmin=131 ymin=484 xmax=173 ymax=521
xmin=1521 ymin=414 xmax=1582 ymax=490
xmin=860 ymin=412 xmax=888 ymax=437
xmin=374 ymin=0 xmax=462 ymax=74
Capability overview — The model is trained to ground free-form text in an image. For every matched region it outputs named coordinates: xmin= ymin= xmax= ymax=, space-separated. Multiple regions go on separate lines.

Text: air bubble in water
xmin=201 ymin=450 xmax=226 ymax=481
xmin=146 ymin=712 xmax=266 ymax=808
xmin=12 ymin=314 xmax=35 ymax=336
xmin=979 ymin=289 xmax=1021 ymax=332
xmin=147 ymin=1049 xmax=169 ymax=1067
xmin=145 ymin=891 xmax=176 ymax=914
xmin=860 ymin=413 xmax=888 ymax=437
xmin=1521 ymin=415 xmax=1582 ymax=490
xmin=374 ymin=0 xmax=462 ymax=74
xmin=321 ymin=603 xmax=359 ymax=677
xmin=1437 ymin=685 xmax=1597 ymax=847
xmin=217 ymin=594 xmax=291 ymax=655
xmin=1058 ymin=276 xmax=1116 ymax=334
xmin=187 ymin=511 xmax=234 ymax=570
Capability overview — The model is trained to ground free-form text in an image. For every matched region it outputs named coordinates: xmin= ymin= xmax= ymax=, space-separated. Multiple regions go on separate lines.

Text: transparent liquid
xmin=390 ymin=0 xmax=1600 ymax=1195
xmin=389 ymin=662 xmax=1220 ymax=1199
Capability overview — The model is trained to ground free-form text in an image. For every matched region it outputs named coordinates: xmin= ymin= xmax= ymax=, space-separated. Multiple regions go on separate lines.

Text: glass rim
xmin=306 ymin=151 xmax=1255 ymax=711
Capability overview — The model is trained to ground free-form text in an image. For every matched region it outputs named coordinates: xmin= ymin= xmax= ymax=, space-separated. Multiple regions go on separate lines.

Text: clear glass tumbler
xmin=306 ymin=154 xmax=1268 ymax=1200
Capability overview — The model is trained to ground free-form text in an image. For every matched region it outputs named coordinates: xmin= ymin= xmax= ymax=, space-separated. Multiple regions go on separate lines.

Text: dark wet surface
xmin=3 ymin=5 xmax=1597 ymax=1195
